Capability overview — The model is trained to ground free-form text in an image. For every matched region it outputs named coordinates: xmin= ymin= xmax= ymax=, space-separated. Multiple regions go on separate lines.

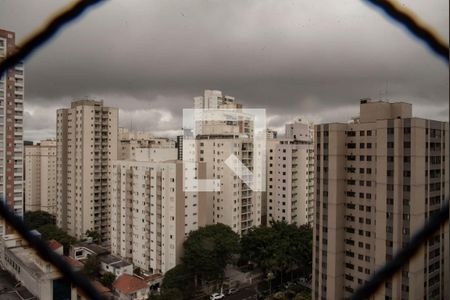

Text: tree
xmin=24 ymin=211 xmax=55 ymax=229
xmin=82 ymin=255 xmax=100 ymax=278
xmin=85 ymin=229 xmax=101 ymax=242
xmin=37 ymin=224 xmax=77 ymax=255
xmin=240 ymin=225 xmax=280 ymax=272
xmin=240 ymin=221 xmax=313 ymax=283
xmin=182 ymin=223 xmax=239 ymax=287
xmin=23 ymin=210 xmax=76 ymax=255
xmin=293 ymin=291 xmax=311 ymax=300
xmin=161 ymin=264 xmax=193 ymax=291
xmin=161 ymin=264 xmax=195 ymax=299
xmin=100 ymin=272 xmax=116 ymax=288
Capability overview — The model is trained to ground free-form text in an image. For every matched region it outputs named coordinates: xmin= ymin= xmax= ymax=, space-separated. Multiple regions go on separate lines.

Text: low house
xmin=70 ymin=242 xmax=109 ymax=260
xmin=0 ymin=234 xmax=75 ymax=300
xmin=112 ymin=274 xmax=149 ymax=300
xmin=70 ymin=242 xmax=133 ymax=276
xmin=98 ymin=254 xmax=133 ymax=277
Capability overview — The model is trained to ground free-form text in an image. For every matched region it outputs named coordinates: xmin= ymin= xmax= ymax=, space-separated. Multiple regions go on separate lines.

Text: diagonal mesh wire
xmin=0 ymin=1 xmax=107 ymax=299
xmin=0 ymin=0 xmax=448 ymax=300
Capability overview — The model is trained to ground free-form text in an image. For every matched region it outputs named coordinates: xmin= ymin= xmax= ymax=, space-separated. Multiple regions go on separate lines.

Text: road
xmin=225 ymin=285 xmax=258 ymax=300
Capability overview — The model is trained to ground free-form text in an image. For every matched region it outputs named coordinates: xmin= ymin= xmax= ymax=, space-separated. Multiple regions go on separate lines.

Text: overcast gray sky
xmin=0 ymin=0 xmax=448 ymax=140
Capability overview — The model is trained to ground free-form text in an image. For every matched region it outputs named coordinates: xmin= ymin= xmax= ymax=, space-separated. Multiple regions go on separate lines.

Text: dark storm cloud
xmin=0 ymin=0 xmax=448 ymax=140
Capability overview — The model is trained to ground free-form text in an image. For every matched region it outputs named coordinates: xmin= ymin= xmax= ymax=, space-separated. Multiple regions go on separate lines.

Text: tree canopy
xmin=24 ymin=210 xmax=76 ymax=255
xmin=100 ymin=272 xmax=116 ymax=288
xmin=182 ymin=223 xmax=240 ymax=285
xmin=24 ymin=210 xmax=55 ymax=229
xmin=240 ymin=221 xmax=312 ymax=278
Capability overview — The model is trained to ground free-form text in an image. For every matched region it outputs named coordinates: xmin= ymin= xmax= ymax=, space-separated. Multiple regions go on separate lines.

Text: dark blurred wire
xmin=0 ymin=1 xmax=106 ymax=299
xmin=350 ymin=199 xmax=449 ymax=300
xmin=0 ymin=201 xmax=105 ymax=300
xmin=0 ymin=0 xmax=106 ymax=76
xmin=365 ymin=0 xmax=449 ymax=63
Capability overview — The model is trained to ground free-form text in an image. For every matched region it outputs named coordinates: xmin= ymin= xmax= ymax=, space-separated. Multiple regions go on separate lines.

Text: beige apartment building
xmin=190 ymin=90 xmax=262 ymax=235
xmin=0 ymin=29 xmax=24 ymax=235
xmin=24 ymin=140 xmax=57 ymax=214
xmin=110 ymin=144 xmax=207 ymax=274
xmin=56 ymin=100 xmax=118 ymax=242
xmin=267 ymin=121 xmax=314 ymax=226
xmin=313 ymin=100 xmax=449 ymax=300
xmin=118 ymin=128 xmax=176 ymax=161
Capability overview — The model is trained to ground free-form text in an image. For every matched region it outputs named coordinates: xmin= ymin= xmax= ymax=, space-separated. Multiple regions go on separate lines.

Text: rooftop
xmin=113 ymin=274 xmax=148 ymax=295
xmin=47 ymin=240 xmax=62 ymax=251
xmin=72 ymin=242 xmax=109 ymax=256
xmin=98 ymin=254 xmax=131 ymax=268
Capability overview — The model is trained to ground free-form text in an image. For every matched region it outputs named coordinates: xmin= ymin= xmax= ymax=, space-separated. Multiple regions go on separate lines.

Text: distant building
xmin=0 ymin=234 xmax=78 ymax=300
xmin=266 ymin=121 xmax=314 ymax=225
xmin=110 ymin=159 xmax=207 ymax=274
xmin=176 ymin=135 xmax=183 ymax=160
xmin=24 ymin=140 xmax=57 ymax=214
xmin=313 ymin=100 xmax=449 ymax=300
xmin=118 ymin=128 xmax=176 ymax=160
xmin=56 ymin=100 xmax=118 ymax=242
xmin=0 ymin=29 xmax=25 ymax=235
xmin=190 ymin=90 xmax=262 ymax=235
xmin=70 ymin=242 xmax=133 ymax=277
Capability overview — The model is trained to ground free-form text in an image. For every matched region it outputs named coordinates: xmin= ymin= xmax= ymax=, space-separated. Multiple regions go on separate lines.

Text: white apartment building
xmin=25 ymin=140 xmax=57 ymax=214
xmin=110 ymin=158 xmax=207 ymax=274
xmin=56 ymin=100 xmax=118 ymax=242
xmin=189 ymin=90 xmax=262 ymax=235
xmin=313 ymin=100 xmax=449 ymax=300
xmin=266 ymin=121 xmax=314 ymax=225
xmin=0 ymin=29 xmax=24 ymax=235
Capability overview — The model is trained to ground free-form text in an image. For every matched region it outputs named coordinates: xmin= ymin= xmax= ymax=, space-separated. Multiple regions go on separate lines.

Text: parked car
xmin=210 ymin=292 xmax=225 ymax=300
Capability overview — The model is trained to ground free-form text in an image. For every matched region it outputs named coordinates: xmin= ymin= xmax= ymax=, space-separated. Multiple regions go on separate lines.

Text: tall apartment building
xmin=0 ymin=29 xmax=24 ymax=235
xmin=25 ymin=140 xmax=57 ymax=214
xmin=110 ymin=147 xmax=207 ymax=274
xmin=189 ymin=90 xmax=262 ymax=235
xmin=266 ymin=121 xmax=314 ymax=225
xmin=313 ymin=100 xmax=449 ymax=300
xmin=56 ymin=100 xmax=118 ymax=242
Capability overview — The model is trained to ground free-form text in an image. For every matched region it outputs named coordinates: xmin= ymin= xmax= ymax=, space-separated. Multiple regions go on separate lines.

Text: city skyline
xmin=0 ymin=0 xmax=448 ymax=141
xmin=0 ymin=0 xmax=448 ymax=298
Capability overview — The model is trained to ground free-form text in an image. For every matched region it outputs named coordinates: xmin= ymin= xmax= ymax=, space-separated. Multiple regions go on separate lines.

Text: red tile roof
xmin=113 ymin=274 xmax=148 ymax=295
xmin=47 ymin=239 xmax=63 ymax=250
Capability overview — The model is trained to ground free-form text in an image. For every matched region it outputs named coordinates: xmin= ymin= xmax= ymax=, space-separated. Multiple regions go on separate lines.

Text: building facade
xmin=266 ymin=121 xmax=314 ymax=225
xmin=189 ymin=90 xmax=262 ymax=235
xmin=56 ymin=100 xmax=118 ymax=242
xmin=110 ymin=159 xmax=207 ymax=274
xmin=24 ymin=140 xmax=57 ymax=214
xmin=313 ymin=100 xmax=449 ymax=300
xmin=0 ymin=234 xmax=76 ymax=300
xmin=0 ymin=29 xmax=24 ymax=235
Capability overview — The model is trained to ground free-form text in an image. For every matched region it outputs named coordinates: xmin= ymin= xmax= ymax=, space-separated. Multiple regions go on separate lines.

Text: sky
xmin=0 ymin=0 xmax=448 ymax=141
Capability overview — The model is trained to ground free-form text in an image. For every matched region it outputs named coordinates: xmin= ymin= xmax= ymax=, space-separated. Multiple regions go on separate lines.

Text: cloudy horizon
xmin=0 ymin=0 xmax=448 ymax=141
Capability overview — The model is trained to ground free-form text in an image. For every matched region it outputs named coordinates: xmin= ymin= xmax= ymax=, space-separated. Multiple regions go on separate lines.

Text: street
xmin=225 ymin=285 xmax=258 ymax=300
